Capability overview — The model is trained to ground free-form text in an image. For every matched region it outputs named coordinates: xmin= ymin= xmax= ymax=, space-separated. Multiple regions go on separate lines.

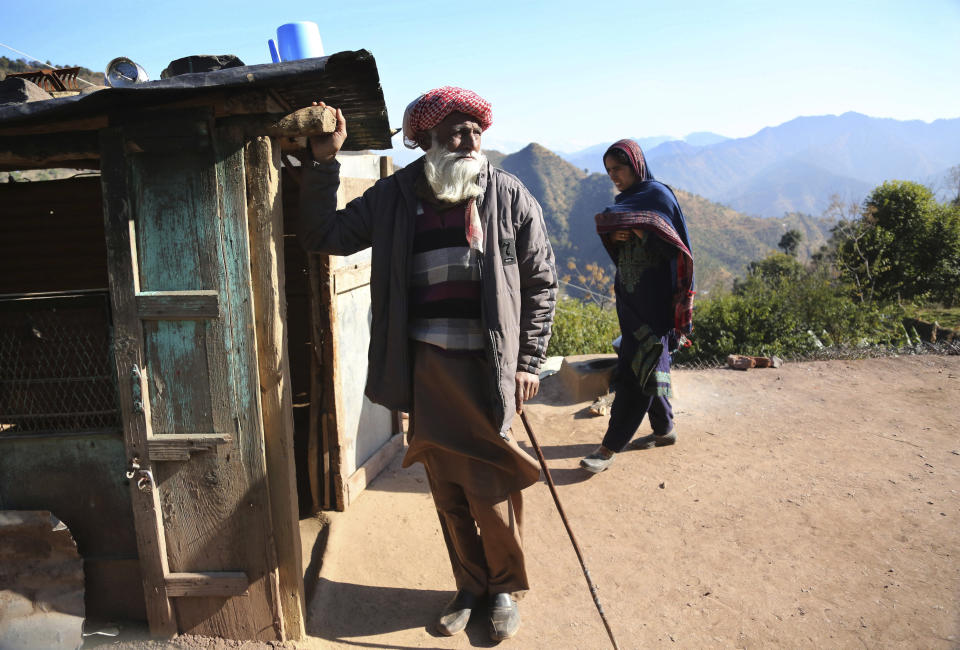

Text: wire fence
xmin=559 ymin=279 xmax=614 ymax=306
xmin=0 ymin=292 xmax=121 ymax=436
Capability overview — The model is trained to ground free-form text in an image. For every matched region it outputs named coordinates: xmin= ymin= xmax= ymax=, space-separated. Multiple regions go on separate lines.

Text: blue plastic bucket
xmin=268 ymin=21 xmax=324 ymax=62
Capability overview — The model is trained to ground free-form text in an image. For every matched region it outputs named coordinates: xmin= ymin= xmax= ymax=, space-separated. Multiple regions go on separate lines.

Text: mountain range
xmin=492 ymin=143 xmax=833 ymax=294
xmin=558 ymin=132 xmax=729 ymax=174
xmin=561 ymin=112 xmax=960 ymax=217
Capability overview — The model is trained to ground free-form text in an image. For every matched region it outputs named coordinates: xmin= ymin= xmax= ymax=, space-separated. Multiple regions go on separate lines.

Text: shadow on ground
xmin=521 ymin=441 xmax=596 ymax=462
xmin=307 ymin=579 xmax=500 ymax=648
xmin=302 ymin=515 xmax=331 ymax=605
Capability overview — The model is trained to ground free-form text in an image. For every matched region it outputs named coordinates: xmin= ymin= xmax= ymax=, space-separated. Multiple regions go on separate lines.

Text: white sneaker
xmin=579 ymin=446 xmax=615 ymax=473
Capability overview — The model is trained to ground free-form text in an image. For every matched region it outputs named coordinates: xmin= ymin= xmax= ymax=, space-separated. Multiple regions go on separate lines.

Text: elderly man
xmin=300 ymin=87 xmax=557 ymax=641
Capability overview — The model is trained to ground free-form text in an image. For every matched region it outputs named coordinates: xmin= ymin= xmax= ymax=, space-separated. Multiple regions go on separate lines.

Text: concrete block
xmin=555 ymin=354 xmax=618 ymax=402
xmin=0 ymin=511 xmax=84 ymax=650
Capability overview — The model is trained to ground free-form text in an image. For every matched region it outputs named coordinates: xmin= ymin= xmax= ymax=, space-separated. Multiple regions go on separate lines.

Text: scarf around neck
xmin=415 ymin=170 xmax=484 ymax=252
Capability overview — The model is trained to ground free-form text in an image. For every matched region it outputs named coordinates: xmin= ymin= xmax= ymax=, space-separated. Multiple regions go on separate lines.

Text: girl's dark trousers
xmin=600 ymin=344 xmax=674 ymax=452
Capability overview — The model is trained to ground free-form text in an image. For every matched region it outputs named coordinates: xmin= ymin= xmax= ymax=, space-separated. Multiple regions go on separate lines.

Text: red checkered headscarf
xmin=402 ymin=86 xmax=493 ymax=149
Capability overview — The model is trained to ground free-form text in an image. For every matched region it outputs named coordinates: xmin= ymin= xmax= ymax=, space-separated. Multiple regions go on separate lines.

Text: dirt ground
xmin=86 ymin=354 xmax=959 ymax=649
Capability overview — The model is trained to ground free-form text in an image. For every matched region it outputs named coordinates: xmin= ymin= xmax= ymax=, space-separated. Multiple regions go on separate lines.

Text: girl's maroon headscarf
xmin=605 ymin=138 xmax=651 ymax=182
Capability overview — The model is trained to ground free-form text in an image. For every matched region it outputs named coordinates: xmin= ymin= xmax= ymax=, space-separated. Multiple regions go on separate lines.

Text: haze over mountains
xmin=559 ymin=112 xmax=960 ymax=218
xmin=396 ymin=111 xmax=960 ymax=222
xmin=558 ymin=132 xmax=729 ymax=174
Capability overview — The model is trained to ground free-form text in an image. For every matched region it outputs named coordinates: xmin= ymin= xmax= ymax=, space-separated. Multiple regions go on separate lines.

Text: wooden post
xmin=308 ymin=254 xmax=345 ymax=511
xmin=307 ymin=257 xmax=328 ymax=512
xmin=244 ymin=135 xmax=306 ymax=639
xmin=379 ymin=155 xmax=393 ymax=178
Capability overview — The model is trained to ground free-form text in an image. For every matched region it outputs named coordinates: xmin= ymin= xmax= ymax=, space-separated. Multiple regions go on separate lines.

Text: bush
xmin=547 ymin=297 xmax=619 ymax=357
xmin=550 ymin=181 xmax=946 ymax=364
xmin=673 ymin=256 xmax=906 ymax=362
xmin=550 ymin=257 xmax=906 ymax=362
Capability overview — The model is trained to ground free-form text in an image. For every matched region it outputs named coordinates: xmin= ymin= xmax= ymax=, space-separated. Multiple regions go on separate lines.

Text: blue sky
xmin=3 ymin=0 xmax=959 ymax=154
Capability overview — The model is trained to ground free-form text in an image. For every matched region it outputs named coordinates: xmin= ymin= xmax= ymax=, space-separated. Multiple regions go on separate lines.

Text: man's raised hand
xmin=309 ymin=101 xmax=347 ymax=162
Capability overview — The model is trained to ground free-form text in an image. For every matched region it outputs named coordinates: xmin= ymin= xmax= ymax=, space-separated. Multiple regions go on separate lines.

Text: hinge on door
xmin=131 ymin=364 xmax=144 ymax=414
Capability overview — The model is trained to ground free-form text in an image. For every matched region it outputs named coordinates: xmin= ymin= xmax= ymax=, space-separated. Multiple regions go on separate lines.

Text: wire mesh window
xmin=0 ymin=291 xmax=121 ymax=436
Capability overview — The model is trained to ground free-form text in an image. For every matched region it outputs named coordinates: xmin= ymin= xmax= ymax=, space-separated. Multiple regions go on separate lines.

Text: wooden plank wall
xmin=99 ymin=127 xmax=178 ymax=636
xmin=146 ymin=127 xmax=279 ymax=639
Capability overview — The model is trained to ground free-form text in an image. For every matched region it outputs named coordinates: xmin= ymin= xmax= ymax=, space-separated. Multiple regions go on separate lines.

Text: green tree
xmin=947 ymin=165 xmax=960 ymax=207
xmin=923 ymin=206 xmax=960 ymax=305
xmin=744 ymin=252 xmax=804 ymax=285
xmin=833 ymin=181 xmax=960 ymax=305
xmin=778 ymin=229 xmax=803 ymax=256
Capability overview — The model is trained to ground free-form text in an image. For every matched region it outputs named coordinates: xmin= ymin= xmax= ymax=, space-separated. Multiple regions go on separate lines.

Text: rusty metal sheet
xmin=6 ymin=68 xmax=83 ymax=92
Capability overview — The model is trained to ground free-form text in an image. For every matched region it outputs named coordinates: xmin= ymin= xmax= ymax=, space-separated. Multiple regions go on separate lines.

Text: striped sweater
xmin=409 ymin=200 xmax=484 ymax=350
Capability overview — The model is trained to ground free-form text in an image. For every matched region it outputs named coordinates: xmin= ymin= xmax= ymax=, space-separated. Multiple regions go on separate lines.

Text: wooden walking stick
xmin=519 ymin=409 xmax=621 ymax=650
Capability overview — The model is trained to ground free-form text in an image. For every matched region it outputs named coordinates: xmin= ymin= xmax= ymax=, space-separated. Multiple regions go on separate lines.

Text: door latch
xmin=125 ymin=456 xmax=156 ymax=492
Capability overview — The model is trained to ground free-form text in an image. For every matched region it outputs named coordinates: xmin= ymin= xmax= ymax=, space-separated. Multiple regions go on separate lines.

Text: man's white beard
xmin=423 ymin=134 xmax=486 ymax=203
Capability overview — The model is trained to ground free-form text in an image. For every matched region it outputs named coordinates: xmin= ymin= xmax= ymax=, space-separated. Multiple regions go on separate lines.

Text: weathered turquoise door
xmin=99 ymin=113 xmax=283 ymax=639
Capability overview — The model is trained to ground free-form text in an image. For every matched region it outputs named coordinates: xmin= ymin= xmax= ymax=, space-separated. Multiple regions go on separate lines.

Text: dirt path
xmin=88 ymin=355 xmax=960 ymax=649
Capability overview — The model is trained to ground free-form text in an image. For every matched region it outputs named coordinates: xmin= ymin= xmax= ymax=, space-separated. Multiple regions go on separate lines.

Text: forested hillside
xmin=495 ymin=143 xmax=833 ymax=294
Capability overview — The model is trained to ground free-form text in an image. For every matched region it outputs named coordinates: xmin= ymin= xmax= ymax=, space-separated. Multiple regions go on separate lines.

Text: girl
xmin=580 ymin=139 xmax=694 ymax=473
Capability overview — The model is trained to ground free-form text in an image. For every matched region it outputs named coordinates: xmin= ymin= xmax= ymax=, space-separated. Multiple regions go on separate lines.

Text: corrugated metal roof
xmin=0 ymin=50 xmax=392 ymax=151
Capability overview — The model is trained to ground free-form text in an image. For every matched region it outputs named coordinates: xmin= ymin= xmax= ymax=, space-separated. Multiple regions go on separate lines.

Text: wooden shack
xmin=0 ymin=51 xmax=398 ymax=641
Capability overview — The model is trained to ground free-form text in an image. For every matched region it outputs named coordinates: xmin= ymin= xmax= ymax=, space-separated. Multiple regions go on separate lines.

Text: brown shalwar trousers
xmin=425 ymin=467 xmax=528 ymax=598
xmin=403 ymin=342 xmax=539 ymax=599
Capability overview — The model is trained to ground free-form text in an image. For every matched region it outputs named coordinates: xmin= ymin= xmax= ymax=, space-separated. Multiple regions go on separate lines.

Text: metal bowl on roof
xmin=105 ymin=57 xmax=149 ymax=88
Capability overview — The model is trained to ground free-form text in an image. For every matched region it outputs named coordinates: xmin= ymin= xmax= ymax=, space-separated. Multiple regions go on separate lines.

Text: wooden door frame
xmin=243 ymin=134 xmax=305 ymax=637
xmin=306 ymin=155 xmax=403 ymax=513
